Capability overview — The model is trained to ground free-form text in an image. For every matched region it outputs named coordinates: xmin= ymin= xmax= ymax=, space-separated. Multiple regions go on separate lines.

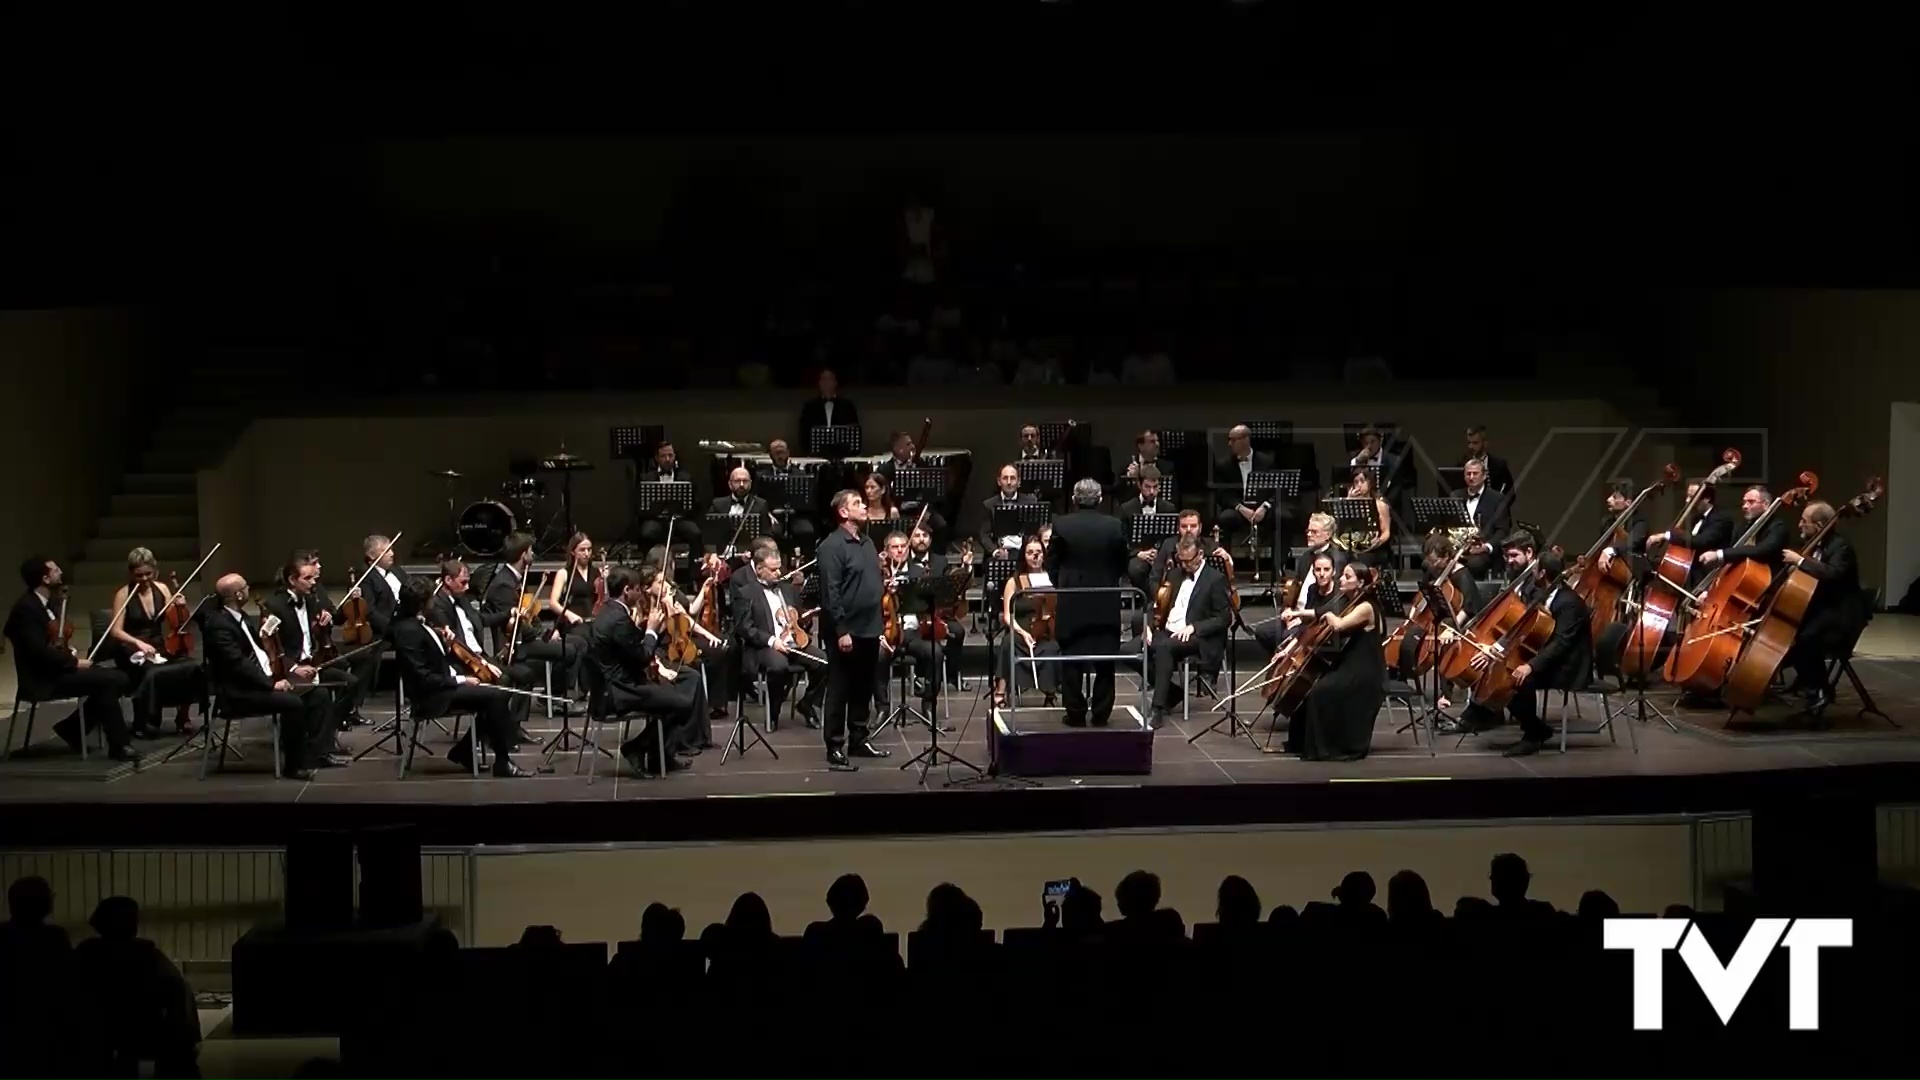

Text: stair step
xmin=96 ymin=515 xmax=199 ymax=540
xmin=85 ymin=537 xmax=198 ymax=564
xmin=138 ymin=449 xmax=216 ymax=474
xmin=109 ymin=493 xmax=196 ymax=517
xmin=121 ymin=473 xmax=197 ymax=496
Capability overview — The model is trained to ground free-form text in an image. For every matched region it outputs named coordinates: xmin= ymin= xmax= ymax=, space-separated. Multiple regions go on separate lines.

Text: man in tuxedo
xmin=737 ymin=546 xmax=827 ymax=727
xmin=756 ymin=439 xmax=818 ymax=553
xmin=796 ymin=368 xmax=859 ymax=455
xmin=5 ymin=557 xmax=135 ymax=760
xmin=338 ymin=534 xmax=409 ymax=722
xmin=1594 ymin=482 xmax=1651 ymax=580
xmin=908 ymin=523 xmax=968 ymax=691
xmin=1645 ymin=481 xmax=1735 ymax=587
xmin=389 ymin=581 xmax=538 ymax=777
xmin=1449 ymin=459 xmax=1514 ymax=577
xmin=1442 ymin=551 xmax=1590 ymax=756
xmin=429 ymin=560 xmax=540 ymax=738
xmin=1117 ymin=466 xmax=1176 ymax=535
xmin=1291 ymin=512 xmax=1353 ymax=586
xmin=1461 ymin=424 xmax=1516 ymax=495
xmin=1212 ymin=424 xmax=1276 ymax=547
xmin=1122 ymin=428 xmax=1162 ymax=481
xmin=481 ymin=533 xmax=583 ymax=689
xmin=636 ymin=441 xmax=703 ymax=555
xmin=873 ymin=431 xmax=918 ymax=484
xmin=1779 ymin=500 xmax=1868 ymax=714
xmin=708 ymin=466 xmax=782 ymax=544
xmin=1698 ymin=485 xmax=1792 ymax=575
xmin=260 ymin=553 xmax=360 ymax=741
xmin=1143 ymin=537 xmax=1233 ymax=727
xmin=980 ymin=463 xmax=1041 ymax=560
xmin=587 ymin=566 xmax=700 ymax=777
xmin=1045 ymin=479 xmax=1130 ymax=726
xmin=1015 ymin=424 xmax=1057 ymax=462
xmin=200 ymin=573 xmax=340 ymax=778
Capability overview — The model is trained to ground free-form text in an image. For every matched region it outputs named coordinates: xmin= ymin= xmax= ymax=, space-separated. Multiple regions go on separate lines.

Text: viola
xmin=1722 ymin=478 xmax=1883 ymax=713
xmin=160 ymin=572 xmax=197 ymax=658
xmin=1569 ymin=464 xmax=1678 ymax=640
xmin=48 ymin=589 xmax=76 ymax=654
xmin=1619 ymin=450 xmax=1742 ymax=679
xmin=337 ymin=571 xmax=373 ymax=649
xmin=1664 ymin=472 xmax=1817 ymax=694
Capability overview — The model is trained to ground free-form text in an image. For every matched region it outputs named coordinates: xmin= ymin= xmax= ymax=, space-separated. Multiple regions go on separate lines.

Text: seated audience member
xmin=72 ymin=897 xmax=201 ymax=1079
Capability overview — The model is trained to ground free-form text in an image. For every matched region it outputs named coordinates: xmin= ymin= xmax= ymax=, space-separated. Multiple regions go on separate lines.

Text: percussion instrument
xmin=458 ymin=499 xmax=516 ymax=556
xmin=500 ymin=478 xmax=545 ymax=505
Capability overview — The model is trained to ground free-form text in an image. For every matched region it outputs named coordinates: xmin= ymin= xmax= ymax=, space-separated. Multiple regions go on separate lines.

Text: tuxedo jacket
xmin=5 ymin=591 xmax=79 ymax=696
xmin=1796 ymin=532 xmax=1862 ymax=622
xmin=359 ymin=566 xmax=410 ymax=639
xmin=1165 ymin=566 xmax=1234 ymax=668
xmin=1117 ymin=497 xmax=1177 ymax=531
xmin=201 ymin=607 xmax=278 ymax=694
xmin=431 ymin=591 xmax=497 ymax=653
xmin=979 ymin=492 xmax=1042 ymax=550
xmin=737 ymin=578 xmax=807 ymax=650
xmin=1044 ymin=509 xmax=1130 ymax=647
xmin=1213 ymin=451 xmax=1278 ymax=508
xmin=1526 ymin=585 xmax=1593 ymax=691
xmin=260 ymin=589 xmax=328 ymax=663
xmin=1680 ymin=506 xmax=1735 ymax=554
xmin=1449 ymin=487 xmax=1515 ymax=546
xmin=587 ymin=601 xmax=662 ymax=697
xmin=798 ymin=397 xmax=860 ymax=443
xmin=1722 ymin=514 xmax=1793 ymax=568
xmin=389 ymin=616 xmax=465 ymax=718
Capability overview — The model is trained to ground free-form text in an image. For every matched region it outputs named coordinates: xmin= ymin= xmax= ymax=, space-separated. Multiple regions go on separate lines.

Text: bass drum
xmin=458 ymin=500 xmax=516 ymax=556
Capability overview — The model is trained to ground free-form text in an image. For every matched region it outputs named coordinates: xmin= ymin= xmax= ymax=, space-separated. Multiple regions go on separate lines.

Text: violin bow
xmin=86 ymin=542 xmax=223 ymax=664
xmin=336 ymin=532 xmax=402 ymax=614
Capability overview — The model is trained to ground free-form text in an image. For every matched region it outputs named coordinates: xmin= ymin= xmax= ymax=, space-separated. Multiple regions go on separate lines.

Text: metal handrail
xmin=1000 ymin=585 xmax=1150 ymax=733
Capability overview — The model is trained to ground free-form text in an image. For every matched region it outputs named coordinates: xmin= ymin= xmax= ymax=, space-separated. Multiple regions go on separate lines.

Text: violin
xmin=880 ymin=551 xmax=906 ymax=651
xmin=1264 ymin=577 xmax=1375 ymax=714
xmin=776 ymin=604 xmax=813 ymax=651
xmin=694 ymin=562 xmax=723 ymax=639
xmin=337 ymin=571 xmax=373 ymax=649
xmin=1620 ymin=450 xmax=1741 ymax=679
xmin=1569 ymin=464 xmax=1678 ymax=639
xmin=591 ymin=549 xmax=610 ymax=616
xmin=1152 ymin=561 xmax=1176 ymax=630
xmin=1722 ymin=477 xmax=1883 ymax=713
xmin=161 ymin=572 xmax=197 ymax=658
xmin=48 ymin=588 xmax=76 ymax=655
xmin=1664 ymin=472 xmax=1817 ymax=695
xmin=1210 ymin=525 xmax=1240 ymax=613
xmin=439 ymin=624 xmax=503 ymax=684
xmin=255 ymin=602 xmax=291 ymax=682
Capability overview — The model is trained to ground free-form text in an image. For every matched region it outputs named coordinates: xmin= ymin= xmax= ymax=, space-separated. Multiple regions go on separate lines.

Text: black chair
xmin=1823 ymin=586 xmax=1892 ymax=727
xmin=1382 ymin=629 xmax=1435 ymax=755
xmin=3 ymin=681 xmax=95 ymax=762
xmin=577 ymin=660 xmax=666 ymax=786
xmin=1544 ymin=651 xmax=1633 ymax=754
xmin=198 ymin=692 xmax=281 ymax=780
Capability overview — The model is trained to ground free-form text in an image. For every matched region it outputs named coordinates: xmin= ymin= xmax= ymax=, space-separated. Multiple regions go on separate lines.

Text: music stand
xmin=637 ymin=481 xmax=694 ymax=518
xmin=770 ymin=470 xmax=820 ymax=517
xmin=610 ymin=425 xmax=664 ymax=464
xmin=1395 ymin=580 xmax=1458 ymax=750
xmin=702 ymin=512 xmax=766 ymax=557
xmin=1014 ymin=458 xmax=1067 ymax=500
xmin=991 ymin=503 xmax=1052 ymax=551
xmin=1245 ymin=469 xmax=1301 ymax=587
xmin=1244 ymin=420 xmax=1291 ymax=457
xmin=865 ymin=518 xmax=904 ymax=548
xmin=807 ymin=424 xmax=862 ymax=459
xmin=1187 ymin=594 xmax=1259 ymax=751
xmin=539 ymin=451 xmax=595 ymax=549
xmin=1412 ymin=497 xmax=1470 ymax=537
xmin=894 ymin=571 xmax=984 ymax=785
xmin=892 ymin=465 xmax=948 ymax=512
xmin=1436 ymin=466 xmax=1467 ymax=497
xmin=1036 ymin=420 xmax=1080 ymax=454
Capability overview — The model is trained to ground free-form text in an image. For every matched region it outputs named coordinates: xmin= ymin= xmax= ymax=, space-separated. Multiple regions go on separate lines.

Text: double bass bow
xmin=1618 ymin=450 xmax=1743 ymax=679
xmin=1663 ymin=473 xmax=1817 ymax=695
xmin=1722 ymin=477 xmax=1884 ymax=714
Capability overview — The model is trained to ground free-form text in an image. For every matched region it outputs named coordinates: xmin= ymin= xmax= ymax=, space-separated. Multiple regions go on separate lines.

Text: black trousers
xmin=822 ymin=635 xmax=880 ymax=752
xmin=745 ymin=644 xmax=826 ymax=717
xmin=1058 ymin=630 xmax=1118 ymax=724
xmin=346 ymin=648 xmax=383 ymax=714
xmin=437 ymin=684 xmax=518 ymax=760
xmin=122 ymin=656 xmax=205 ymax=731
xmin=607 ymin=674 xmax=700 ymax=761
xmin=1784 ymin=605 xmax=1858 ymax=692
xmin=218 ymin=684 xmax=336 ymax=772
xmin=1148 ymin=635 xmax=1208 ymax=709
xmin=1126 ymin=554 xmax=1156 ymax=601
xmin=510 ymin=634 xmax=582 ymax=698
xmin=46 ymin=666 xmax=133 ymax=751
xmin=1460 ymin=692 xmax=1553 ymax=743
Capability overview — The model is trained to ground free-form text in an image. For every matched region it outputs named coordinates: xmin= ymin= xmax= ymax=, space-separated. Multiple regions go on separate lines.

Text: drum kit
xmin=436 ymin=447 xmax=595 ymax=558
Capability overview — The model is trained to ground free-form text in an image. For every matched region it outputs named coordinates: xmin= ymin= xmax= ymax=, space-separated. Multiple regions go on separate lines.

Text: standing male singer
xmin=816 ymin=489 xmax=891 ymax=771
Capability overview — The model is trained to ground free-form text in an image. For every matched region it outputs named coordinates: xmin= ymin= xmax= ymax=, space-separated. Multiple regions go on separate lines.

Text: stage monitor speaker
xmin=285 ymin=829 xmax=354 ymax=933
xmin=357 ymin=823 xmax=424 ymax=929
xmin=1751 ymin=793 xmax=1877 ymax=913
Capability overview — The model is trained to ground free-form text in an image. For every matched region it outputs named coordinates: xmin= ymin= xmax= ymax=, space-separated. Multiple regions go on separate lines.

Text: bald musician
xmin=709 ymin=467 xmax=782 ymax=543
xmin=200 ymin=573 xmax=342 ymax=779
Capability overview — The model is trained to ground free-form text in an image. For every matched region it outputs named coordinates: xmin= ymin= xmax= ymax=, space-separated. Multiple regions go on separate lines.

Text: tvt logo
xmin=1604 ymin=918 xmax=1852 ymax=1030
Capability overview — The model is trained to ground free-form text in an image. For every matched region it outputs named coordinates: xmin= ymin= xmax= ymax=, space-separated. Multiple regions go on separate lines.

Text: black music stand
xmin=539 ymin=450 xmax=594 ymax=550
xmin=637 ymin=481 xmax=695 ymax=520
xmin=1435 ymin=465 xmax=1467 ymax=497
xmin=1412 ymin=497 xmax=1470 ymax=538
xmin=1128 ymin=512 xmax=1180 ymax=553
xmin=807 ymin=424 xmax=862 ymax=459
xmin=1245 ymin=469 xmax=1301 ymax=588
xmin=610 ymin=425 xmax=664 ymax=463
xmin=991 ymin=503 xmax=1052 ymax=552
xmin=1244 ymin=420 xmax=1291 ymax=457
xmin=702 ymin=512 xmax=766 ymax=558
xmin=1014 ymin=458 xmax=1067 ymax=500
xmin=1187 ymin=589 xmax=1259 ymax=751
xmin=769 ymin=471 xmax=821 ymax=546
xmin=895 ymin=571 xmax=984 ymax=785
xmin=1396 ymin=580 xmax=1459 ymax=749
xmin=893 ymin=465 xmax=948 ymax=520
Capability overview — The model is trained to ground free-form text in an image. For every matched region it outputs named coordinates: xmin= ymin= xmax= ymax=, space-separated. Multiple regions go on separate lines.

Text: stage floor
xmin=3 ymin=650 xmax=1917 ymax=843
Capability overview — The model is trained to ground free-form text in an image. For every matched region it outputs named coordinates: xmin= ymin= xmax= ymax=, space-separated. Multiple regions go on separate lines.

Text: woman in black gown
xmin=104 ymin=548 xmax=204 ymax=738
xmin=1285 ymin=562 xmax=1385 ymax=762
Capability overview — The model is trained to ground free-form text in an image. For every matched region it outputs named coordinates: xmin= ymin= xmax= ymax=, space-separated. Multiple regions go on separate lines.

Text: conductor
xmin=1045 ymin=479 xmax=1130 ymax=726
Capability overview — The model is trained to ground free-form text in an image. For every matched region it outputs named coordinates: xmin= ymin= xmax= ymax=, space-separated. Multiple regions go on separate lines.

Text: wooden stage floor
xmin=4 ymin=633 xmax=1918 ymax=846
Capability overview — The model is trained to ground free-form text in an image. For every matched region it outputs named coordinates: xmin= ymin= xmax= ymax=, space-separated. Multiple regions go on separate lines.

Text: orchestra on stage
xmin=5 ymin=388 xmax=1884 ymax=778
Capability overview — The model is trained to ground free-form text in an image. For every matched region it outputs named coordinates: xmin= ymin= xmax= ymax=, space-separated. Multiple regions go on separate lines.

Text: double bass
xmin=1722 ymin=478 xmax=1884 ymax=713
xmin=1618 ymin=450 xmax=1743 ymax=679
xmin=1663 ymin=473 xmax=1817 ymax=694
xmin=1569 ymin=465 xmax=1678 ymax=640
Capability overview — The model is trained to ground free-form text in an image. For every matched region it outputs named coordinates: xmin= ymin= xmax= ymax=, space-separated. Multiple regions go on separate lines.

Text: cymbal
xmin=426 ymin=469 xmax=463 ymax=479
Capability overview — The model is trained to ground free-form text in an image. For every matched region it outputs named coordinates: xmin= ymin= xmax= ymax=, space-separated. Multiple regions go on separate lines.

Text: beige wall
xmin=195 ymin=383 xmax=1659 ymax=580
xmin=469 ymin=819 xmax=1697 ymax=945
xmin=0 ymin=309 xmax=139 ymax=586
xmin=1703 ymin=290 xmax=1920 ymax=596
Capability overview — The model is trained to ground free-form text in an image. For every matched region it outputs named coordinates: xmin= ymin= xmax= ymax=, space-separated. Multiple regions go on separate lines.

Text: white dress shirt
xmin=233 ymin=608 xmax=272 ymax=677
xmin=1167 ymin=568 xmax=1204 ymax=631
xmin=287 ymin=591 xmax=315 ymax=660
xmin=452 ymin=600 xmax=483 ymax=653
xmin=764 ymin=584 xmax=790 ymax=647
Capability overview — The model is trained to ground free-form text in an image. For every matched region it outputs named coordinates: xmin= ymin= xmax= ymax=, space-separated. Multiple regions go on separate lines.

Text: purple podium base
xmin=988 ymin=706 xmax=1155 ymax=777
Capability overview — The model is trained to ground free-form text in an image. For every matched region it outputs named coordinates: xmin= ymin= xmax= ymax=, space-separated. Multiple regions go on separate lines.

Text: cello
xmin=1663 ymin=473 xmax=1817 ymax=695
xmin=1439 ymin=550 xmax=1567 ymax=712
xmin=1618 ymin=450 xmax=1743 ymax=679
xmin=1722 ymin=478 xmax=1884 ymax=714
xmin=1381 ymin=531 xmax=1473 ymax=677
xmin=1262 ymin=569 xmax=1377 ymax=718
xmin=1569 ymin=464 xmax=1678 ymax=640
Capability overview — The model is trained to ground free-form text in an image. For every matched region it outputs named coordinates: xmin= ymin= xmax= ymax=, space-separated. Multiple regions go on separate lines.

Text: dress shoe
xmin=850 ymin=741 xmax=891 ymax=759
xmin=493 ymin=759 xmax=551 ymax=778
xmin=319 ymin=754 xmax=351 ymax=768
xmin=795 ymin=706 xmax=821 ymax=729
xmin=107 ymin=746 xmax=143 ymax=764
xmin=515 ymin=726 xmax=537 ymax=746
xmin=1802 ymin=687 xmax=1835 ymax=713
xmin=1148 ymin=708 xmax=1167 ymax=729
xmin=621 ymin=747 xmax=650 ymax=776
xmin=447 ymin=741 xmax=476 ymax=773
xmin=827 ymin=750 xmax=858 ymax=772
xmin=282 ymin=767 xmax=316 ymax=781
xmin=1062 ymin=713 xmax=1088 ymax=728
